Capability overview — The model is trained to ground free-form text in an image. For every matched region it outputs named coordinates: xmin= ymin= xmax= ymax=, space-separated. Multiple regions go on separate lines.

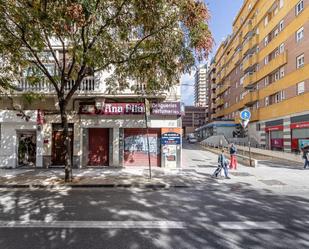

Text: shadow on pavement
xmin=0 ymin=177 xmax=309 ymax=249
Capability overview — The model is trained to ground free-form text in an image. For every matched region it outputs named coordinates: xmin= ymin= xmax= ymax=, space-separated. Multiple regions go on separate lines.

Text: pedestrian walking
xmin=229 ymin=143 xmax=238 ymax=170
xmin=302 ymin=146 xmax=309 ymax=169
xmin=212 ymin=149 xmax=230 ymax=179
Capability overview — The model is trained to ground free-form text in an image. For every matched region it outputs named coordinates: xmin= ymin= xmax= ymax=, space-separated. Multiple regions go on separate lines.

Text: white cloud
xmin=180 ymin=72 xmax=195 ymax=106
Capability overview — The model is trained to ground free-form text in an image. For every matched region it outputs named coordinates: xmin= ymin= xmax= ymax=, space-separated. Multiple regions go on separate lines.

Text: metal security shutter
xmin=88 ymin=128 xmax=109 ymax=166
xmin=124 ymin=128 xmax=161 ymax=167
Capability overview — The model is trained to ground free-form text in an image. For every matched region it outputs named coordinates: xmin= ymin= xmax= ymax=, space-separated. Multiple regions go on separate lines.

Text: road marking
xmin=0 ymin=220 xmax=186 ymax=229
xmin=219 ymin=221 xmax=285 ymax=230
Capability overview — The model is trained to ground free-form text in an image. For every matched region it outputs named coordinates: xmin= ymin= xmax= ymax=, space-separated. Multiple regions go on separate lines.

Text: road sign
xmin=240 ymin=109 xmax=251 ymax=120
xmin=240 ymin=119 xmax=249 ymax=128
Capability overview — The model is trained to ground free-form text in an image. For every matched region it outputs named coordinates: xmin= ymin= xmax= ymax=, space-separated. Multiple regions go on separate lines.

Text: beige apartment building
xmin=208 ymin=0 xmax=309 ymax=153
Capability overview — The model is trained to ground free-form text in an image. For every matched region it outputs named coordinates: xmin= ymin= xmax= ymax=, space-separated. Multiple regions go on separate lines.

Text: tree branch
xmin=87 ymin=0 xmax=128 ymax=50
xmin=43 ymin=30 xmax=61 ymax=73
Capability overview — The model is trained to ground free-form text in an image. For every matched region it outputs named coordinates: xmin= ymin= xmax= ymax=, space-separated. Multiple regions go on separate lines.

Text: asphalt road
xmin=1 ymin=143 xmax=309 ymax=249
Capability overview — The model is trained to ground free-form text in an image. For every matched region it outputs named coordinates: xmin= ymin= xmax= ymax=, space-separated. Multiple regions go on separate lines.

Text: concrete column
xmin=260 ymin=122 xmax=266 ymax=148
xmin=283 ymin=117 xmax=291 ymax=152
xmin=36 ymin=127 xmax=43 ymax=167
xmin=111 ymin=128 xmax=120 ymax=166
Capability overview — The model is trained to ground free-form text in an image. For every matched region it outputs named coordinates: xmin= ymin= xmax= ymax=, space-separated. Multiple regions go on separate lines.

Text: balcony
xmin=256 ymin=52 xmax=287 ymax=82
xmin=243 ymin=73 xmax=258 ymax=88
xmin=256 ymin=0 xmax=277 ymax=23
xmin=217 ymin=84 xmax=230 ymax=96
xmin=216 ymin=98 xmax=224 ymax=107
xmin=243 ymin=53 xmax=258 ymax=71
xmin=242 ymin=34 xmax=259 ymax=55
xmin=216 ymin=109 xmax=225 ymax=118
xmin=243 ymin=91 xmax=259 ymax=106
xmin=233 ymin=51 xmax=242 ymax=65
xmin=250 ymin=109 xmax=259 ymax=121
xmin=16 ymin=77 xmax=100 ymax=94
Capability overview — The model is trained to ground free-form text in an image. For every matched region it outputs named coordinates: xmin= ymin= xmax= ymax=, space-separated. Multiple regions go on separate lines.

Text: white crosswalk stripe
xmin=0 ymin=220 xmax=186 ymax=229
xmin=218 ymin=221 xmax=285 ymax=230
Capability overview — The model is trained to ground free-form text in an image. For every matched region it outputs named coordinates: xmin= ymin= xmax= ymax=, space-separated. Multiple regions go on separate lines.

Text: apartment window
xmin=275 ymin=71 xmax=280 ymax=81
xmin=275 ymin=92 xmax=281 ymax=103
xmin=236 ymin=96 xmax=238 ymax=102
xmin=296 ymin=0 xmax=304 ymax=15
xmin=279 ymin=20 xmax=284 ymax=31
xmin=265 ymin=97 xmax=269 ymax=106
xmin=280 ymin=67 xmax=285 ymax=78
xmin=297 ymin=81 xmax=305 ymax=95
xmin=296 ymin=54 xmax=305 ymax=68
xmin=256 ymin=101 xmax=260 ymax=109
xmin=240 ymin=76 xmax=244 ymax=85
xmin=274 ymin=28 xmax=279 ymax=37
xmin=280 ymin=90 xmax=285 ymax=100
xmin=264 ymin=16 xmax=269 ymax=26
xmin=296 ymin=27 xmax=304 ymax=42
xmin=264 ymin=56 xmax=269 ymax=65
xmin=279 ymin=0 xmax=284 ymax=9
xmin=264 ymin=77 xmax=269 ymax=86
xmin=279 ymin=43 xmax=285 ymax=53
xmin=264 ymin=36 xmax=269 ymax=46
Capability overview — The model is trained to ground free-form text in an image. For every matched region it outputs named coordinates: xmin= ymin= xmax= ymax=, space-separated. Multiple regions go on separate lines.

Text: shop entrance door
xmin=88 ymin=128 xmax=109 ymax=166
xmin=52 ymin=124 xmax=74 ymax=166
xmin=17 ymin=131 xmax=36 ymax=167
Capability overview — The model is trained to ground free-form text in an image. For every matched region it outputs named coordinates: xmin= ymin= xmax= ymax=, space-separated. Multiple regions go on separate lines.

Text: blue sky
xmin=181 ymin=0 xmax=243 ymax=106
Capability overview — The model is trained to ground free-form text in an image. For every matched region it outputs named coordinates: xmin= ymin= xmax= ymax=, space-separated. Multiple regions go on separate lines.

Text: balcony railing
xmin=243 ymin=91 xmax=259 ymax=106
xmin=243 ymin=73 xmax=258 ymax=88
xmin=243 ymin=53 xmax=258 ymax=71
xmin=15 ymin=77 xmax=101 ymax=94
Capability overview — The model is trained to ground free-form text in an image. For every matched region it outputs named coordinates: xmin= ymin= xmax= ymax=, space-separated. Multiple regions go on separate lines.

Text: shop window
xmin=256 ymin=123 xmax=261 ymax=131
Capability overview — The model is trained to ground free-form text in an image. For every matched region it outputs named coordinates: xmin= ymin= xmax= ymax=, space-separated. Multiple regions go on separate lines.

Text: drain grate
xmin=230 ymin=172 xmax=252 ymax=177
xmin=259 ymin=179 xmax=286 ymax=186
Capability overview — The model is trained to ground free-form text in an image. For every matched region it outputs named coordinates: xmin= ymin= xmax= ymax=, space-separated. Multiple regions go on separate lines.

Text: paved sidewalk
xmin=0 ymin=167 xmax=210 ymax=188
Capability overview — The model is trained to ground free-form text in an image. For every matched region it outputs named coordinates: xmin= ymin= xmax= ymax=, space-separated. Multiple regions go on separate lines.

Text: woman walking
xmin=229 ymin=143 xmax=238 ymax=170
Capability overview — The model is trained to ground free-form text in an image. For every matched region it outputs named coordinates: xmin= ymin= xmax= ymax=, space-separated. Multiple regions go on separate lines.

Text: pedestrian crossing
xmin=0 ymin=220 xmax=285 ymax=230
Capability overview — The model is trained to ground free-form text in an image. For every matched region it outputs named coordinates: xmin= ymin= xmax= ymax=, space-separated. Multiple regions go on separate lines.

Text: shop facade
xmin=257 ymin=113 xmax=309 ymax=153
xmin=0 ymin=102 xmax=182 ymax=169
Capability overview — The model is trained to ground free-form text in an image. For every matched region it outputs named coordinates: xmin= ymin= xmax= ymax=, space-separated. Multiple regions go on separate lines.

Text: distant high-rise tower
xmin=194 ymin=65 xmax=208 ymax=107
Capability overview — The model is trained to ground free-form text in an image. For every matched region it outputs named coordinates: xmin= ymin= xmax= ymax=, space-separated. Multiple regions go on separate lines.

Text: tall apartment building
xmin=182 ymin=106 xmax=207 ymax=137
xmin=194 ymin=65 xmax=208 ymax=107
xmin=211 ymin=0 xmax=309 ymax=153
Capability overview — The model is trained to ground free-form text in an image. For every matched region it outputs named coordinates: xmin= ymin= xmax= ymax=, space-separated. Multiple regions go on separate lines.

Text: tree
xmin=0 ymin=0 xmax=213 ymax=182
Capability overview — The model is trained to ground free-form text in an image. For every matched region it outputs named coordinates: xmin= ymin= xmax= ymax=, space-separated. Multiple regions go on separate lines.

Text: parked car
xmin=188 ymin=137 xmax=198 ymax=143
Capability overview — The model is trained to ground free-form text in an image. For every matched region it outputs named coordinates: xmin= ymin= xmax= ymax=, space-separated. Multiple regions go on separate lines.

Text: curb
xmin=0 ymin=183 xmax=191 ymax=189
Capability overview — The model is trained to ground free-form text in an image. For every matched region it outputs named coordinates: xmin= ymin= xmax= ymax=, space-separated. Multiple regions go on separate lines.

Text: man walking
xmin=212 ymin=149 xmax=230 ymax=179
xmin=302 ymin=146 xmax=309 ymax=169
xmin=229 ymin=143 xmax=238 ymax=170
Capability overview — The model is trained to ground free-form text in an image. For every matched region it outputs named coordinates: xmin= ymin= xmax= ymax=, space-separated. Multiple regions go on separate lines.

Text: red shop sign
xmin=271 ymin=138 xmax=284 ymax=148
xmin=104 ymin=103 xmax=145 ymax=115
xmin=265 ymin=125 xmax=283 ymax=132
xmin=290 ymin=121 xmax=309 ymax=129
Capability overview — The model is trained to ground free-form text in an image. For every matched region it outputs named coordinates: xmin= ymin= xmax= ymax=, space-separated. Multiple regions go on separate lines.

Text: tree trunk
xmin=59 ymin=99 xmax=72 ymax=182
